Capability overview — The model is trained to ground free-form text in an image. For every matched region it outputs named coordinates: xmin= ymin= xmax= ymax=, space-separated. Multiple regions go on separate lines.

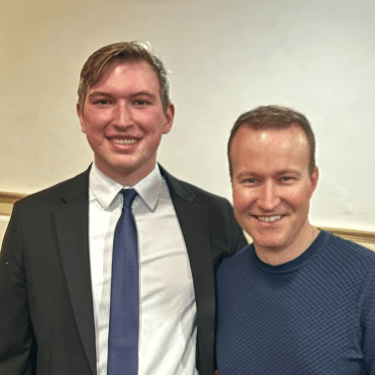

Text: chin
xmin=253 ymin=235 xmax=286 ymax=250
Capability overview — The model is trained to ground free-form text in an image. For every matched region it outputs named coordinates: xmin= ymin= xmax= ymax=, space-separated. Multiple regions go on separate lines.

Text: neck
xmin=94 ymin=161 xmax=157 ymax=187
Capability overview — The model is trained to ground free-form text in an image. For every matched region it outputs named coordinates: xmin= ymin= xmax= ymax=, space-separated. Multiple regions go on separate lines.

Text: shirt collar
xmin=89 ymin=164 xmax=163 ymax=211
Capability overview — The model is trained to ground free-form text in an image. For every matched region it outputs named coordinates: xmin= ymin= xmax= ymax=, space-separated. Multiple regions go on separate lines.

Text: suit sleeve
xmin=216 ymin=198 xmax=247 ymax=260
xmin=0 ymin=203 xmax=35 ymax=374
xmin=229 ymin=207 xmax=247 ymax=255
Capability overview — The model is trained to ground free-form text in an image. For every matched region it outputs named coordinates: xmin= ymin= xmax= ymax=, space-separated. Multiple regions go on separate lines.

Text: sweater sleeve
xmin=360 ymin=266 xmax=375 ymax=374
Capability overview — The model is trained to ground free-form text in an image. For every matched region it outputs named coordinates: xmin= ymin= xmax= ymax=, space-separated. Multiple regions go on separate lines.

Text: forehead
xmin=89 ymin=59 xmax=160 ymax=93
xmin=231 ymin=124 xmax=310 ymax=172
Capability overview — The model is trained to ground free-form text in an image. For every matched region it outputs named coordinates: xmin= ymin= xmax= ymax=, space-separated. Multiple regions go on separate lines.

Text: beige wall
xmin=358 ymin=242 xmax=375 ymax=252
xmin=1 ymin=0 xmax=375 ymax=233
xmin=0 ymin=219 xmax=7 ymax=244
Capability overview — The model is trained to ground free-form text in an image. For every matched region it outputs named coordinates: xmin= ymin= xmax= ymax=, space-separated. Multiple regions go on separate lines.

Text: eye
xmin=134 ymin=99 xmax=150 ymax=106
xmin=94 ymin=99 xmax=111 ymax=105
xmin=240 ymin=177 xmax=257 ymax=185
xmin=280 ymin=176 xmax=295 ymax=184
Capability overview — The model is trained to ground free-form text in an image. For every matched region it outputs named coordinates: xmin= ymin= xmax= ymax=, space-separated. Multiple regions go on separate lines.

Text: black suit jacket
xmin=0 ymin=166 xmax=246 ymax=375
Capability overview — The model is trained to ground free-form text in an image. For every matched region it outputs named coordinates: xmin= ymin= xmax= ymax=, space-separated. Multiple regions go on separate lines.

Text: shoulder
xmin=322 ymin=231 xmax=375 ymax=267
xmin=217 ymin=244 xmax=252 ymax=276
xmin=160 ymin=166 xmax=248 ymax=258
xmin=161 ymin=166 xmax=242 ymax=235
xmin=316 ymin=231 xmax=375 ymax=290
xmin=160 ymin=165 xmax=232 ymax=209
xmin=13 ymin=168 xmax=90 ymax=214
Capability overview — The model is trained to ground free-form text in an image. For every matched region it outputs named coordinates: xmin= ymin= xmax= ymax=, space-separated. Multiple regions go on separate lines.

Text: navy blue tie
xmin=108 ymin=189 xmax=139 ymax=375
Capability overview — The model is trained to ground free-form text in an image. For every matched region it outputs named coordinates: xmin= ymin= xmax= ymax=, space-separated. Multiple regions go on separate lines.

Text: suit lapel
xmin=161 ymin=167 xmax=215 ymax=374
xmin=53 ymin=169 xmax=96 ymax=374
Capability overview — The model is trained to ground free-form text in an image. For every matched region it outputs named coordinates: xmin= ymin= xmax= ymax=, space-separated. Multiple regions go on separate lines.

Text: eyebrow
xmin=87 ymin=91 xmax=112 ymax=98
xmin=235 ymin=169 xmax=301 ymax=180
xmin=132 ymin=91 xmax=156 ymax=98
xmin=87 ymin=90 xmax=156 ymax=98
xmin=275 ymin=169 xmax=301 ymax=176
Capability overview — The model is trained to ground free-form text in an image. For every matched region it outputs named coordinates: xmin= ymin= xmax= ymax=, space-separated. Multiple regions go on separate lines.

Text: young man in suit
xmin=0 ymin=42 xmax=247 ymax=375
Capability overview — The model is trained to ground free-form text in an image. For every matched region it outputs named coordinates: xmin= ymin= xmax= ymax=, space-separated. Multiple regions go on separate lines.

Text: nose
xmin=257 ymin=180 xmax=280 ymax=211
xmin=113 ymin=101 xmax=133 ymax=128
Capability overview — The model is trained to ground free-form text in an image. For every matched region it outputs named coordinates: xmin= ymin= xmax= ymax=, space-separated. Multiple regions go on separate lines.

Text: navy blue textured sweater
xmin=216 ymin=231 xmax=375 ymax=374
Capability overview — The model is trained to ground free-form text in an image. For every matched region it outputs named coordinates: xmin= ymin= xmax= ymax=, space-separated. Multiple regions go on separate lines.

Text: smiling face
xmin=230 ymin=124 xmax=319 ymax=265
xmin=77 ymin=60 xmax=174 ymax=186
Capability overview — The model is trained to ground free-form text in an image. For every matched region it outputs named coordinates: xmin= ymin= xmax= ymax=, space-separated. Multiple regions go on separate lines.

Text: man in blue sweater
xmin=215 ymin=105 xmax=375 ymax=374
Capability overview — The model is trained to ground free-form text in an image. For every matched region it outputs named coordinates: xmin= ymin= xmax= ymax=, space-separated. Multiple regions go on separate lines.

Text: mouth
xmin=255 ymin=215 xmax=283 ymax=223
xmin=110 ymin=138 xmax=139 ymax=145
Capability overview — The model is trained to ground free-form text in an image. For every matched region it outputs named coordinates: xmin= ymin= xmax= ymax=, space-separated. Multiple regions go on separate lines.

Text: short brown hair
xmin=77 ymin=41 xmax=171 ymax=112
xmin=228 ymin=105 xmax=316 ymax=177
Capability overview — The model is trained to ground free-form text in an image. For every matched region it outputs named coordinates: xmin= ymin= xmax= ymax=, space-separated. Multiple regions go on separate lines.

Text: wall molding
xmin=0 ymin=192 xmax=27 ymax=216
xmin=1 ymin=191 xmax=374 ymax=244
xmin=322 ymin=227 xmax=375 ymax=245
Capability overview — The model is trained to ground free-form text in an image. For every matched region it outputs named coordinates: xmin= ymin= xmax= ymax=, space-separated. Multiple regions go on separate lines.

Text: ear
xmin=162 ymin=103 xmax=175 ymax=135
xmin=76 ymin=103 xmax=86 ymax=133
xmin=309 ymin=166 xmax=319 ymax=195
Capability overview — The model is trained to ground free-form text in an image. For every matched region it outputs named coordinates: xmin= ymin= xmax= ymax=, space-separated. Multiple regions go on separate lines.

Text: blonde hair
xmin=77 ymin=41 xmax=171 ymax=112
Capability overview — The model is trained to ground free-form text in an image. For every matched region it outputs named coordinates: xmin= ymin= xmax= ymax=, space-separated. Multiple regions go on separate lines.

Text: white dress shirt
xmin=89 ymin=164 xmax=198 ymax=375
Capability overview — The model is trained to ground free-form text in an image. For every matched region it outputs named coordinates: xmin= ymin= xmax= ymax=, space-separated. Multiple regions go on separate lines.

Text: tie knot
xmin=121 ymin=189 xmax=137 ymax=208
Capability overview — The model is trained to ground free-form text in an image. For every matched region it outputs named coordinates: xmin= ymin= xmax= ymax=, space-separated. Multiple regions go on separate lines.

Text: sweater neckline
xmin=252 ymin=230 xmax=327 ymax=273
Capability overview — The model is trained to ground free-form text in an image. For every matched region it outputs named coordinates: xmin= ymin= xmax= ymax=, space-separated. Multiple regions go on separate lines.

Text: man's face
xmin=77 ymin=60 xmax=174 ymax=185
xmin=230 ymin=124 xmax=318 ymax=259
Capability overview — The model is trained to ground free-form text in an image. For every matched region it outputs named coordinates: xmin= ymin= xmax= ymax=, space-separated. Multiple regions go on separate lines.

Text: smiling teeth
xmin=113 ymin=139 xmax=137 ymax=145
xmin=258 ymin=215 xmax=281 ymax=223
